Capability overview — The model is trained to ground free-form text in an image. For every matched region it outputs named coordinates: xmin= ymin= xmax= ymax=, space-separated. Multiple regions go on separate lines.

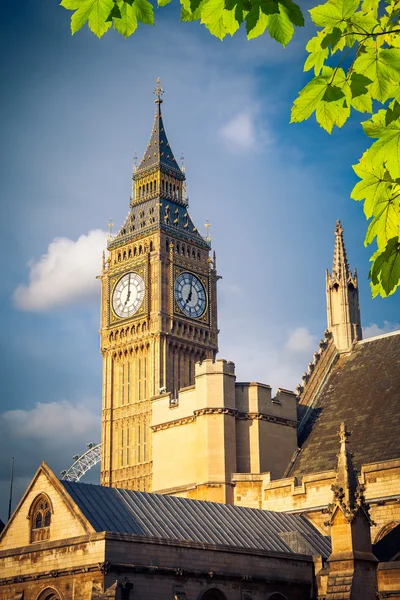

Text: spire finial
xmin=205 ymin=220 xmax=211 ymax=244
xmin=133 ymin=152 xmax=138 ymax=173
xmin=180 ymin=152 xmax=186 ymax=174
xmin=108 ymin=218 xmax=114 ymax=240
xmin=332 ymin=218 xmax=350 ymax=279
xmin=154 ymin=77 xmax=163 ymax=104
xmin=339 ymin=421 xmax=349 ymax=448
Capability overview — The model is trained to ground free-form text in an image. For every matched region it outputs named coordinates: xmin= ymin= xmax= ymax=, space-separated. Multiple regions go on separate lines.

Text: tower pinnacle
xmin=326 ymin=220 xmax=362 ymax=351
xmin=335 ymin=422 xmax=359 ymax=512
xmin=153 ymin=77 xmax=163 ymax=104
xmin=136 ymin=79 xmax=184 ymax=179
xmin=332 ymin=219 xmax=350 ymax=280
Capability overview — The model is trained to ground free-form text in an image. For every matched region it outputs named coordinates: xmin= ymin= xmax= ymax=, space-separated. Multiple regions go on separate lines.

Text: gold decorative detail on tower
xmin=99 ymin=82 xmax=219 ymax=493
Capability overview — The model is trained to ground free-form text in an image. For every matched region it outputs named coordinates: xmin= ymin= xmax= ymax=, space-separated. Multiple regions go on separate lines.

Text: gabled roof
xmin=61 ymin=480 xmax=331 ymax=558
xmin=289 ymin=331 xmax=400 ymax=481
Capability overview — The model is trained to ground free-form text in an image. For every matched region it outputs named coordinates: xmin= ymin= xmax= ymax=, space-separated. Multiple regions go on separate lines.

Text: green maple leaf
xmin=386 ymin=100 xmax=400 ymax=125
xmin=247 ymin=9 xmax=269 ymax=39
xmin=365 ymin=193 xmax=400 ymax=249
xmin=223 ymin=7 xmax=242 ymax=34
xmin=70 ymin=0 xmax=114 ymax=36
xmin=363 ymin=115 xmax=400 ymax=179
xmin=133 ymin=0 xmax=154 ymax=24
xmin=370 ymin=236 xmax=400 ymax=296
xmin=114 ymin=1 xmax=137 ymax=36
xmin=350 ymin=73 xmax=373 ymax=98
xmin=291 ymin=72 xmax=331 ymax=122
xmin=180 ymin=0 xmax=205 ymax=21
xmin=304 ymin=33 xmax=329 ymax=75
xmin=246 ymin=4 xmax=262 ymax=35
xmin=351 ymin=93 xmax=373 ymax=113
xmin=352 ymin=162 xmax=397 ymax=218
xmin=267 ymin=2 xmax=295 ymax=45
xmin=106 ymin=2 xmax=122 ymax=21
xmin=200 ymin=0 xmax=228 ymax=39
xmin=316 ymin=95 xmax=349 ymax=133
xmin=362 ymin=0 xmax=378 ymax=18
xmin=321 ymin=26 xmax=342 ymax=49
xmin=60 ymin=0 xmax=82 ymax=8
xmin=309 ymin=0 xmax=359 ymax=28
xmin=354 ymin=48 xmax=400 ymax=102
xmin=279 ymin=0 xmax=304 ymax=26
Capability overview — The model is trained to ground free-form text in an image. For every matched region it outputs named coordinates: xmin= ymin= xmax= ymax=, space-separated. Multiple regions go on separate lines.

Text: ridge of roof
xmin=358 ymin=328 xmax=400 ymax=345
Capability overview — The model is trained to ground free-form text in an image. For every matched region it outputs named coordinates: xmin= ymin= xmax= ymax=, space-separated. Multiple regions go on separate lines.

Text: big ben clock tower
xmin=99 ymin=80 xmax=219 ymax=492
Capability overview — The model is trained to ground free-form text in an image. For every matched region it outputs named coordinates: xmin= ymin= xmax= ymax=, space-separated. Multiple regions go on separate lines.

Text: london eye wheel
xmin=60 ymin=442 xmax=101 ymax=482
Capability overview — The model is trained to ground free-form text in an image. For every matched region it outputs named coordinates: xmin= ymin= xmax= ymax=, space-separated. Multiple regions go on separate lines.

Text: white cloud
xmin=284 ymin=326 xmax=317 ymax=354
xmin=13 ymin=230 xmax=108 ymax=312
xmin=2 ymin=401 xmax=99 ymax=442
xmin=0 ymin=399 xmax=101 ymax=522
xmin=362 ymin=320 xmax=400 ymax=339
xmin=219 ymin=112 xmax=256 ymax=150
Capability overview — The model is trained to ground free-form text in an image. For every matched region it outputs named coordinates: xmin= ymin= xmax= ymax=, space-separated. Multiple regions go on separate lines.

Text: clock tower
xmin=99 ymin=80 xmax=219 ymax=492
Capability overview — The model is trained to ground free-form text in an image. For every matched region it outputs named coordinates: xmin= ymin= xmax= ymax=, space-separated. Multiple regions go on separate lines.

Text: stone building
xmin=0 ymin=462 xmax=330 ymax=600
xmin=1 ymin=81 xmax=399 ymax=599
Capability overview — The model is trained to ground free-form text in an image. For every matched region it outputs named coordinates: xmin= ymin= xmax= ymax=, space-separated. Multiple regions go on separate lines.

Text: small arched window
xmin=37 ymin=588 xmax=62 ymax=600
xmin=30 ymin=495 xmax=52 ymax=542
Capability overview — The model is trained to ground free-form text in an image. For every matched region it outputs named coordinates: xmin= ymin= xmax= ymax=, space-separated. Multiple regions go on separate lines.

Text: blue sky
xmin=0 ymin=0 xmax=398 ymax=522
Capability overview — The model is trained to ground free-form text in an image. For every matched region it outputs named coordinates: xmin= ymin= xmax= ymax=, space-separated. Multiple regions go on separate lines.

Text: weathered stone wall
xmin=151 ymin=359 xmax=297 ymax=503
xmin=256 ymin=459 xmax=400 ymax=541
xmin=104 ymin=535 xmax=315 ymax=600
xmin=0 ymin=471 xmax=89 ymax=551
xmin=0 ymin=572 xmax=103 ymax=600
xmin=377 ymin=562 xmax=400 ymax=599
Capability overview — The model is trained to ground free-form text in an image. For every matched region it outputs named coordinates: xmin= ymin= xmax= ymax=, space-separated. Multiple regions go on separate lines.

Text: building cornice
xmin=151 ymin=407 xmax=297 ymax=432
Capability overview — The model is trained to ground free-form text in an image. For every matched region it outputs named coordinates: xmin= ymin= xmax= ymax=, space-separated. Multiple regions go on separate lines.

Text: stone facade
xmin=99 ymin=85 xmax=218 ymax=493
xmin=0 ymin=464 xmax=318 ymax=600
xmin=151 ymin=359 xmax=297 ymax=503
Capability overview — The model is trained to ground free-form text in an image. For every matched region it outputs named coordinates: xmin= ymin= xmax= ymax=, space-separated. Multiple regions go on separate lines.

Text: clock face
xmin=174 ymin=272 xmax=207 ymax=319
xmin=112 ymin=272 xmax=145 ymax=318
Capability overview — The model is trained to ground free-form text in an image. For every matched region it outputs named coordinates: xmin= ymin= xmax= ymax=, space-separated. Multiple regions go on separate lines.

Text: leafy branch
xmin=60 ymin=0 xmax=400 ymax=298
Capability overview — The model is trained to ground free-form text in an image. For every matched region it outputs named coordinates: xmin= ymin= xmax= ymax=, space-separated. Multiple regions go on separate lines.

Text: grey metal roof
xmin=61 ymin=481 xmax=331 ymax=558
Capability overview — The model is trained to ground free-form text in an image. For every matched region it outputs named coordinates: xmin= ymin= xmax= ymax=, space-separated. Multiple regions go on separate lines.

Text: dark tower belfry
xmin=326 ymin=220 xmax=362 ymax=352
xmin=99 ymin=79 xmax=219 ymax=492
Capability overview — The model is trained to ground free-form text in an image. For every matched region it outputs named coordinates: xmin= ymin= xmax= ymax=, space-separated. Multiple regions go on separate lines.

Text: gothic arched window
xmin=30 ymin=495 xmax=52 ymax=543
xmin=36 ymin=588 xmax=62 ymax=600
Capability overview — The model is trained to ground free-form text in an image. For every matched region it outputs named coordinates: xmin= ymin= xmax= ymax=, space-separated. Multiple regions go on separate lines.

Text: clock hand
xmin=123 ymin=275 xmax=132 ymax=307
xmin=185 ymin=283 xmax=193 ymax=305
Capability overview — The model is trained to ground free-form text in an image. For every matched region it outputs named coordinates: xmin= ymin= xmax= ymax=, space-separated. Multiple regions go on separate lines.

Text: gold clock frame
xmin=173 ymin=265 xmax=210 ymax=325
xmin=108 ymin=261 xmax=147 ymax=325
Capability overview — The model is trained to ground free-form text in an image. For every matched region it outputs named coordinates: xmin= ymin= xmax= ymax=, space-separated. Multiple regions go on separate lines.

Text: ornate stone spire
xmin=332 ymin=220 xmax=350 ymax=280
xmin=136 ymin=78 xmax=184 ymax=179
xmin=326 ymin=220 xmax=362 ymax=351
xmin=324 ymin=422 xmax=377 ymax=600
xmin=326 ymin=422 xmax=372 ymax=525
